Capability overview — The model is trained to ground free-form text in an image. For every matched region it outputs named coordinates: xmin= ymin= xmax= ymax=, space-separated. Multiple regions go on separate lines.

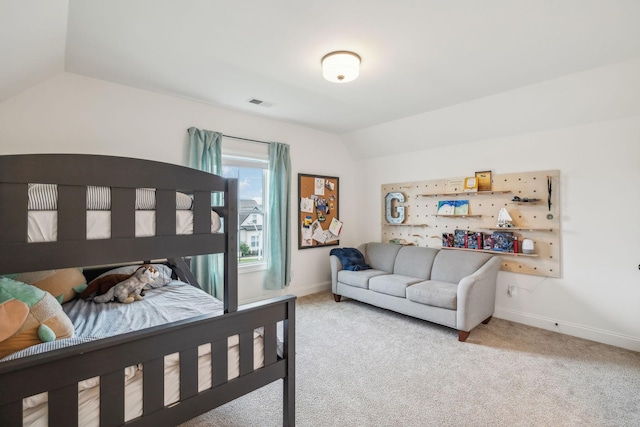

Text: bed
xmin=0 ymin=154 xmax=295 ymax=426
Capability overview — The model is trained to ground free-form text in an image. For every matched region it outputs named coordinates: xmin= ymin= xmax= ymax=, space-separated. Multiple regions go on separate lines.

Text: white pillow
xmin=28 ymin=184 xmax=194 ymax=210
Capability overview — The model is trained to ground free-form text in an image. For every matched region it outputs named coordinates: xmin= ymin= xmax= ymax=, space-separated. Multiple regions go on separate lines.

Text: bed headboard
xmin=0 ymin=154 xmax=238 ymax=279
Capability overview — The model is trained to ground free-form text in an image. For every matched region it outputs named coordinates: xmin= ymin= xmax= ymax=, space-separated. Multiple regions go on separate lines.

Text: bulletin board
xmin=298 ymin=173 xmax=341 ymax=249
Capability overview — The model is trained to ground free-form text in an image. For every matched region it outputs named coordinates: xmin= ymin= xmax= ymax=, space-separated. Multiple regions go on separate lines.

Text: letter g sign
xmin=385 ymin=192 xmax=405 ymax=224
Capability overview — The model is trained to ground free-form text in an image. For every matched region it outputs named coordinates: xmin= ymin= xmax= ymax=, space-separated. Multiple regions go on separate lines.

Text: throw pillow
xmin=15 ymin=268 xmax=87 ymax=304
xmin=0 ymin=278 xmax=75 ymax=358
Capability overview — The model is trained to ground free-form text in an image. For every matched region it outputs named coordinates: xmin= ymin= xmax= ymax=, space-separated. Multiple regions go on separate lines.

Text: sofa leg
xmin=458 ymin=330 xmax=470 ymax=342
xmin=333 ymin=294 xmax=342 ymax=302
xmin=482 ymin=315 xmax=492 ymax=325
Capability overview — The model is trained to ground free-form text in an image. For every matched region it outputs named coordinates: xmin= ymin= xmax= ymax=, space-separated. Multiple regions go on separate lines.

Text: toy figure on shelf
xmin=497 ymin=207 xmax=514 ymax=228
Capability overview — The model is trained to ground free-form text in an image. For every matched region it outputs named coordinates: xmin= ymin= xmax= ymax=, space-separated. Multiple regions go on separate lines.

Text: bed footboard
xmin=0 ymin=295 xmax=296 ymax=427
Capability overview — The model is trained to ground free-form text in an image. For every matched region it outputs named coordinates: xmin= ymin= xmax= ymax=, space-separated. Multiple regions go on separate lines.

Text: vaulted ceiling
xmin=2 ymin=0 xmax=640 ymax=136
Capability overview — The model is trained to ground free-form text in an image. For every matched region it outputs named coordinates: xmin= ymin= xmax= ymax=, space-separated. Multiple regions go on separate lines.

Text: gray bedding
xmin=1 ymin=281 xmax=223 ymax=361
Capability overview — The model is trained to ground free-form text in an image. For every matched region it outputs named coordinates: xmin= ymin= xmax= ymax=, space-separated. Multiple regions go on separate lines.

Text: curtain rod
xmin=223 ymin=134 xmax=271 ymax=145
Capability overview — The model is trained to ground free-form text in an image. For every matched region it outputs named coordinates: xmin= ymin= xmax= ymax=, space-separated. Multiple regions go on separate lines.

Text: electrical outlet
xmin=507 ymin=285 xmax=516 ymax=297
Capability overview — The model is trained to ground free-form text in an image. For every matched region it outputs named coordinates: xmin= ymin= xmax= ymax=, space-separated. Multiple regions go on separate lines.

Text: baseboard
xmin=494 ymin=307 xmax=640 ymax=352
xmin=239 ymin=281 xmax=331 ymax=305
xmin=289 ymin=281 xmax=331 ymax=298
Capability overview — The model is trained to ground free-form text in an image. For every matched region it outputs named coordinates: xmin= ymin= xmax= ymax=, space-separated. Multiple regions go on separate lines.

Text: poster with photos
xmin=298 ymin=173 xmax=340 ymax=249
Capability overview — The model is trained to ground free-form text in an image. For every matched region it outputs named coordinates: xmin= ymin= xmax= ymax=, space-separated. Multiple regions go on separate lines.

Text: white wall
xmin=350 ymin=58 xmax=640 ymax=351
xmin=0 ymin=72 xmax=355 ymax=302
xmin=2 ymin=67 xmax=638 ymax=351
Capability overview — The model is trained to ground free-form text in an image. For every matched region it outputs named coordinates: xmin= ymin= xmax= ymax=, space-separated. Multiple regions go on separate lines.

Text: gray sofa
xmin=330 ymin=242 xmax=501 ymax=341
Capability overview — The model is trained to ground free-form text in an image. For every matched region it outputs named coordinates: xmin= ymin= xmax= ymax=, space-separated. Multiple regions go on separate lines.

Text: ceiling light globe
xmin=322 ymin=51 xmax=361 ymax=83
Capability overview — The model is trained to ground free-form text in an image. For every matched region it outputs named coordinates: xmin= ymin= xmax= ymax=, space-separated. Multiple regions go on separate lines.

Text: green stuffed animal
xmin=0 ymin=277 xmax=75 ymax=358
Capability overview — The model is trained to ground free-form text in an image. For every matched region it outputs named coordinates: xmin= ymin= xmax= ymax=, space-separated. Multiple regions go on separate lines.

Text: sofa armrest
xmin=456 ymin=256 xmax=501 ymax=332
xmin=329 ymin=255 xmax=343 ymax=294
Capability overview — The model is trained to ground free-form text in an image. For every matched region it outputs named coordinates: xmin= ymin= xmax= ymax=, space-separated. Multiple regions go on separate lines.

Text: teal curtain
xmin=187 ymin=127 xmax=223 ymax=298
xmin=265 ymin=142 xmax=291 ymax=289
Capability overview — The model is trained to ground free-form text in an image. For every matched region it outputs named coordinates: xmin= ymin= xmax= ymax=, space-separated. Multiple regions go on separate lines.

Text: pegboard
xmin=381 ymin=170 xmax=560 ymax=278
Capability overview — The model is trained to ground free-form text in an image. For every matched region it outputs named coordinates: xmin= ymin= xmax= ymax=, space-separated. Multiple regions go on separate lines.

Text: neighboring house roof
xmin=239 ymin=199 xmax=263 ymax=230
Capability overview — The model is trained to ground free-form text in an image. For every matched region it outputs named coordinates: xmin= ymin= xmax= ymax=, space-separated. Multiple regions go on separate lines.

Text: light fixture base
xmin=321 ymin=51 xmax=361 ymax=83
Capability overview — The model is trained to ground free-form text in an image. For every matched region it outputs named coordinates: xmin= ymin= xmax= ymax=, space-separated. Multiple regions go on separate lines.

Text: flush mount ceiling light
xmin=321 ymin=51 xmax=361 ymax=83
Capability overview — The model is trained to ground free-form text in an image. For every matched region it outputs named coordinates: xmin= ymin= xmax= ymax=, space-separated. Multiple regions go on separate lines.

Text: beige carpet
xmin=181 ymin=292 xmax=640 ymax=426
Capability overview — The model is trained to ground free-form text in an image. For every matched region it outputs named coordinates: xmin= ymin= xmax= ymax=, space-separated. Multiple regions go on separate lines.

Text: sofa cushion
xmin=365 ymin=243 xmax=402 ymax=272
xmin=338 ymin=269 xmax=388 ymax=289
xmin=369 ymin=274 xmax=423 ymax=297
xmin=430 ymin=250 xmax=493 ymax=284
xmin=393 ymin=246 xmax=438 ymax=279
xmin=406 ymin=280 xmax=458 ymax=310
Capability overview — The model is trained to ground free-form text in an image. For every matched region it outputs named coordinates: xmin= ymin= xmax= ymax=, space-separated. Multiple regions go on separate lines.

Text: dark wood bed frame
xmin=0 ymin=154 xmax=295 ymax=426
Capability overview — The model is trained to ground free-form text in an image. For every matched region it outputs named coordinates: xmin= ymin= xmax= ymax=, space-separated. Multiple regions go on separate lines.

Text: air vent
xmin=246 ymin=98 xmax=273 ymax=108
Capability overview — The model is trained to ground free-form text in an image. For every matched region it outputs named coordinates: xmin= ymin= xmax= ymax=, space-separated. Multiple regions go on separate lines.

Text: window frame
xmin=221 ymin=142 xmax=269 ymax=273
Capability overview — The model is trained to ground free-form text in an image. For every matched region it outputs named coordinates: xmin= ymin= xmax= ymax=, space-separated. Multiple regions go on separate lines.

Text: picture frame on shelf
xmin=475 ymin=170 xmax=492 ymax=192
xmin=437 ymin=200 xmax=456 ymax=215
xmin=463 ymin=177 xmax=478 ymax=192
xmin=454 ymin=200 xmax=469 ymax=215
xmin=445 ymin=177 xmax=465 ymax=193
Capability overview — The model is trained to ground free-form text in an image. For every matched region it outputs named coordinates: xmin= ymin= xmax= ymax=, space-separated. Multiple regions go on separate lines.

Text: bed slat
xmin=179 ymin=347 xmax=199 ymax=401
xmin=111 ymin=187 xmax=136 ymax=238
xmin=264 ymin=322 xmax=277 ymax=366
xmin=0 ymin=183 xmax=28 ymax=244
xmin=0 ymin=400 xmax=22 ymax=427
xmin=224 ymin=179 xmax=238 ymax=313
xmin=0 ymin=233 xmax=225 ymax=275
xmin=211 ymin=338 xmax=229 ymax=388
xmin=284 ymin=299 xmax=296 ymax=426
xmin=192 ymin=191 xmax=211 ymax=235
xmin=100 ymin=370 xmax=125 ymax=427
xmin=57 ymin=185 xmax=87 ymax=241
xmin=49 ymin=383 xmax=79 ymax=427
xmin=155 ymin=189 xmax=176 ymax=236
xmin=239 ymin=331 xmax=254 ymax=377
xmin=142 ymin=358 xmax=164 ymax=415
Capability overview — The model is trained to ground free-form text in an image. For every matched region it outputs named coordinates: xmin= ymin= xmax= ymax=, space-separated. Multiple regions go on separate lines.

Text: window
xmin=221 ymin=140 xmax=269 ymax=268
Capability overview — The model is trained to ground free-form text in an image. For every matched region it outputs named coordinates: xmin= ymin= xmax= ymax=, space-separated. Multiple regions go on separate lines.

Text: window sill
xmin=238 ymin=261 xmax=267 ymax=274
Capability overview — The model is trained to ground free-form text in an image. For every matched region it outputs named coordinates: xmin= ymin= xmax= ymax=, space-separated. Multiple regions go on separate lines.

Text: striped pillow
xmin=27 ymin=184 xmax=193 ymax=210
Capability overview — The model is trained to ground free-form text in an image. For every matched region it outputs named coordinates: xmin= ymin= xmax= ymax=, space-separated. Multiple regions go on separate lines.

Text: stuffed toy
xmin=79 ymin=264 xmax=168 ymax=300
xmin=0 ymin=277 xmax=75 ymax=358
xmin=14 ymin=268 xmax=87 ymax=304
xmin=79 ymin=273 xmax=133 ymax=300
xmin=93 ymin=265 xmax=160 ymax=304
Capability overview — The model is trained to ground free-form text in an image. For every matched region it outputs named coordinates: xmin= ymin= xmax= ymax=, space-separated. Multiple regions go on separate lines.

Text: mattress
xmin=27 ymin=210 xmax=222 ymax=242
xmin=3 ymin=281 xmax=265 ymax=426
xmin=25 ymin=184 xmax=221 ymax=241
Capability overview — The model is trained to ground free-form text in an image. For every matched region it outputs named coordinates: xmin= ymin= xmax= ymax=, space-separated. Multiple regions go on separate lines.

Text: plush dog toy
xmin=92 ymin=265 xmax=160 ymax=304
xmin=0 ymin=277 xmax=74 ymax=358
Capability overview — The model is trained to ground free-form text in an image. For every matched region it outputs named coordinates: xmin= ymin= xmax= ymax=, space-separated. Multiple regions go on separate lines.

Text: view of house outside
xmin=221 ymin=165 xmax=265 ymax=264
